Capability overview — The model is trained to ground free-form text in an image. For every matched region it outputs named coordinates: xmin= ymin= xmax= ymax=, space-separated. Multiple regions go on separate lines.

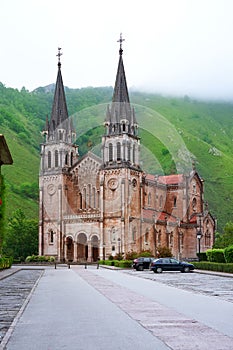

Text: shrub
xmin=224 ymin=245 xmax=233 ymax=263
xmin=125 ymin=250 xmax=138 ymax=260
xmin=118 ymin=260 xmax=132 ymax=268
xmin=206 ymin=249 xmax=225 ymax=263
xmin=157 ymin=246 xmax=172 ymax=258
xmin=197 ymin=252 xmax=207 ymax=261
xmin=0 ymin=256 xmax=13 ymax=269
xmin=139 ymin=250 xmax=153 ymax=257
xmin=115 ymin=253 xmax=124 ymax=261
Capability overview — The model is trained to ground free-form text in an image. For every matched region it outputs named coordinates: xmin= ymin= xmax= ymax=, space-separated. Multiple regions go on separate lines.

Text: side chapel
xmin=39 ymin=40 xmax=215 ymax=262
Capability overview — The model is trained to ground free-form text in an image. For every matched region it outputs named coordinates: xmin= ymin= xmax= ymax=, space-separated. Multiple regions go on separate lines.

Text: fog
xmin=0 ymin=0 xmax=233 ymax=100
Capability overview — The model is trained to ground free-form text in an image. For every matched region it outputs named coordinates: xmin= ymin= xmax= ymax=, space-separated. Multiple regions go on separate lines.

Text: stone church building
xmin=39 ymin=43 xmax=215 ymax=262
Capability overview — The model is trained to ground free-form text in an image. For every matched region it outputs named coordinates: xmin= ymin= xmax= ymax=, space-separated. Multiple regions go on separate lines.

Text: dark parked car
xmin=150 ymin=258 xmax=195 ymax=273
xmin=132 ymin=257 xmax=154 ymax=271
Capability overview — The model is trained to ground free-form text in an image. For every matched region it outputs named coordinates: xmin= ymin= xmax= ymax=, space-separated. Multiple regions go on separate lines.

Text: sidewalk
xmin=2 ymin=266 xmax=169 ymax=350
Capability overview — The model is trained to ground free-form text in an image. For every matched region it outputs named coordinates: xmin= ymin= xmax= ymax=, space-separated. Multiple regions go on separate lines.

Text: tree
xmin=3 ymin=209 xmax=38 ymax=260
xmin=0 ymin=174 xmax=5 ymax=253
xmin=213 ymin=221 xmax=233 ymax=248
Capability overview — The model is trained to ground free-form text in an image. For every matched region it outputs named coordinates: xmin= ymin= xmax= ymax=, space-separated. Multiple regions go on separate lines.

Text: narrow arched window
xmin=55 ymin=150 xmax=59 ymax=167
xmin=117 ymin=142 xmax=121 ymax=161
xmin=148 ymin=192 xmax=151 ymax=206
xmin=48 ymin=151 xmax=51 ymax=168
xmin=192 ymin=197 xmax=197 ymax=211
xmin=83 ymin=188 xmax=87 ymax=209
xmin=159 ymin=195 xmax=163 ymax=208
xmin=173 ymin=197 xmax=177 ymax=207
xmin=133 ymin=144 xmax=136 ymax=163
xmin=70 ymin=152 xmax=73 ymax=166
xmin=128 ymin=143 xmax=131 ymax=161
xmin=109 ymin=143 xmax=113 ymax=162
xmin=93 ymin=188 xmax=96 ymax=208
xmin=59 ymin=130 xmax=62 ymax=141
xmin=79 ymin=193 xmax=82 ymax=209
xmin=88 ymin=184 xmax=91 ymax=208
xmin=65 ymin=153 xmax=68 ymax=166
xmin=50 ymin=230 xmax=54 ymax=243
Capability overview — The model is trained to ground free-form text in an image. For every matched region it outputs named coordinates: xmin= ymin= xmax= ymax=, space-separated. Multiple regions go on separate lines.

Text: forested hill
xmin=1 ymin=82 xmax=233 ymax=231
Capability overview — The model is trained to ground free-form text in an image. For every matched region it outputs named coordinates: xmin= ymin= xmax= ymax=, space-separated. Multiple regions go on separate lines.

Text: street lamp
xmin=118 ymin=238 xmax=121 ymax=254
xmin=103 ymin=243 xmax=106 ymax=261
xmin=196 ymin=217 xmax=202 ymax=259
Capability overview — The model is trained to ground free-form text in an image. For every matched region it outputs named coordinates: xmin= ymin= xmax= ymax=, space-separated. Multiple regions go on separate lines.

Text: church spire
xmin=112 ymin=33 xmax=130 ymax=104
xmin=48 ymin=48 xmax=69 ymax=138
xmin=105 ymin=34 xmax=138 ymax=137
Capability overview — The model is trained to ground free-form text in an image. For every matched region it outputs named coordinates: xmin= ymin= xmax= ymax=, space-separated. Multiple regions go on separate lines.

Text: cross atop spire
xmin=117 ymin=33 xmax=125 ymax=55
xmin=56 ymin=47 xmax=62 ymax=67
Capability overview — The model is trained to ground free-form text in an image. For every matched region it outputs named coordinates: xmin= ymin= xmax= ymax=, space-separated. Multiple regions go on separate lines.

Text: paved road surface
xmin=1 ymin=266 xmax=233 ymax=350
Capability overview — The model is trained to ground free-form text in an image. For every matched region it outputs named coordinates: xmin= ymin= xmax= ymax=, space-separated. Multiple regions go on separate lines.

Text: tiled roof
xmin=158 ymin=174 xmax=184 ymax=185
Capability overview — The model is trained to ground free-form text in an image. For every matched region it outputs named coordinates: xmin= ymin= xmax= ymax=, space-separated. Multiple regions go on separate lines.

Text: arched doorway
xmin=66 ymin=236 xmax=74 ymax=262
xmin=91 ymin=235 xmax=99 ymax=262
xmin=77 ymin=233 xmax=88 ymax=261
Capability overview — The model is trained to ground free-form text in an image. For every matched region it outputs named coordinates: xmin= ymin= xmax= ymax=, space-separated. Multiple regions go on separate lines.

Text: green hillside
xmin=1 ymin=83 xmax=233 ymax=231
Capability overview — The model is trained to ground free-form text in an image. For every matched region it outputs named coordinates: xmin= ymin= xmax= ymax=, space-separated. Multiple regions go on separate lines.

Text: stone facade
xmin=39 ymin=46 xmax=215 ymax=262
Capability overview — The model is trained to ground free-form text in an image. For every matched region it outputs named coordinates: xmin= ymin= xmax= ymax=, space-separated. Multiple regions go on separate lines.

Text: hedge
xmin=224 ymin=245 xmax=233 ymax=263
xmin=206 ymin=249 xmax=225 ymax=263
xmin=193 ymin=261 xmax=233 ymax=274
xmin=99 ymin=260 xmax=132 ymax=268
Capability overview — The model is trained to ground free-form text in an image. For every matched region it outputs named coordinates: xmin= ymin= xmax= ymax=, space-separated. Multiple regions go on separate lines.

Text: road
xmin=0 ymin=266 xmax=233 ymax=350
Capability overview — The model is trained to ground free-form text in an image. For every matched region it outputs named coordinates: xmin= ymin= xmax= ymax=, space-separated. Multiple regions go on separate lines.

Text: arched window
xmin=128 ymin=143 xmax=131 ymax=161
xmin=132 ymin=227 xmax=136 ymax=242
xmin=133 ymin=144 xmax=136 ymax=163
xmin=158 ymin=230 xmax=161 ymax=244
xmin=50 ymin=230 xmax=54 ymax=243
xmin=65 ymin=153 xmax=68 ymax=166
xmin=48 ymin=151 xmax=51 ymax=168
xmin=79 ymin=193 xmax=82 ymax=209
xmin=88 ymin=184 xmax=91 ymax=208
xmin=93 ymin=188 xmax=96 ymax=208
xmin=59 ymin=130 xmax=62 ymax=141
xmin=83 ymin=188 xmax=87 ymax=209
xmin=159 ymin=195 xmax=163 ymax=209
xmin=109 ymin=143 xmax=113 ymax=162
xmin=55 ymin=150 xmax=59 ymax=167
xmin=192 ymin=197 xmax=197 ymax=211
xmin=122 ymin=123 xmax=126 ymax=132
xmin=70 ymin=152 xmax=73 ymax=166
xmin=173 ymin=196 xmax=177 ymax=207
xmin=148 ymin=192 xmax=152 ymax=206
xmin=117 ymin=142 xmax=121 ymax=161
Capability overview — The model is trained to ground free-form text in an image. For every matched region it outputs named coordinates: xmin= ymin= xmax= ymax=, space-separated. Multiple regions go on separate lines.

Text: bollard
xmin=97 ymin=263 xmax=99 ymax=269
xmin=68 ymin=263 xmax=70 ymax=269
xmin=85 ymin=263 xmax=87 ymax=269
xmin=55 ymin=262 xmax=56 ymax=269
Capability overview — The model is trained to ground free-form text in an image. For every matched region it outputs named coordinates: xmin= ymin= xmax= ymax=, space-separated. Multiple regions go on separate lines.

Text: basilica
xmin=39 ymin=41 xmax=215 ymax=262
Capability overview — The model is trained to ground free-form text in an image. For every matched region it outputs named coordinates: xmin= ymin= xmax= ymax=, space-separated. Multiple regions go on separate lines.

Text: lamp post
xmin=196 ymin=217 xmax=202 ymax=260
xmin=103 ymin=243 xmax=106 ymax=261
xmin=197 ymin=230 xmax=202 ymax=255
xmin=118 ymin=238 xmax=121 ymax=254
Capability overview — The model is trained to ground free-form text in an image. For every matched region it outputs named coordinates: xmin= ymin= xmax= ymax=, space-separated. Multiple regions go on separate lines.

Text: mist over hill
xmin=1 ymin=81 xmax=233 ymax=231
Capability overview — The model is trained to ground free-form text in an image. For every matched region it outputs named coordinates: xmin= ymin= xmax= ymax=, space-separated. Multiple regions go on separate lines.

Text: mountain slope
xmin=1 ymin=83 xmax=233 ymax=231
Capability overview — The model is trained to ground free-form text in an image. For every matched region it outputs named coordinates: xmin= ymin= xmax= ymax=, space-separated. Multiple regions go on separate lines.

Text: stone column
xmin=73 ymin=242 xmax=78 ymax=262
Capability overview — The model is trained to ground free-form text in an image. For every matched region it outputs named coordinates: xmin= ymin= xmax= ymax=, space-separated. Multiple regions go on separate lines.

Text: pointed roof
xmin=48 ymin=49 xmax=69 ymax=135
xmin=112 ymin=48 xmax=130 ymax=103
xmin=105 ymin=34 xmax=138 ymax=136
xmin=0 ymin=135 xmax=13 ymax=166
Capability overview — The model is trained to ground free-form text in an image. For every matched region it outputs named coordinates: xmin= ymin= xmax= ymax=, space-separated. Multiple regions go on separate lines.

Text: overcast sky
xmin=0 ymin=0 xmax=233 ymax=100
